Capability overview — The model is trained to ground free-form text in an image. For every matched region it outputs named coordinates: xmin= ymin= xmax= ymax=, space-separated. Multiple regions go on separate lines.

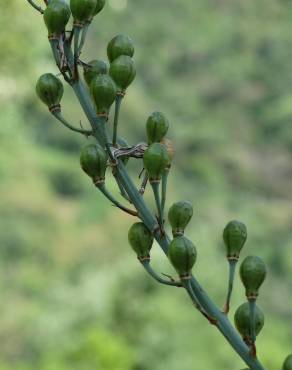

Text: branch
xmin=26 ymin=0 xmax=44 ymax=14
xmin=223 ymin=259 xmax=237 ymax=314
xmin=140 ymin=260 xmax=182 ymax=287
xmin=112 ymin=95 xmax=123 ymax=147
xmin=51 ymin=111 xmax=93 ymax=136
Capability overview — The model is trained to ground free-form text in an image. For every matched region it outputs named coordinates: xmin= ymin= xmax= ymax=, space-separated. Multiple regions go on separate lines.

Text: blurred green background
xmin=0 ymin=0 xmax=292 ymax=369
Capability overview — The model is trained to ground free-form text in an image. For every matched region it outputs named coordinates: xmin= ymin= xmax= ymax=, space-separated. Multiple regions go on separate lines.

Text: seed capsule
xmin=83 ymin=60 xmax=108 ymax=86
xmin=146 ymin=112 xmax=169 ymax=144
xmin=36 ymin=73 xmax=64 ymax=111
xmin=128 ymin=222 xmax=153 ymax=260
xmin=240 ymin=256 xmax=267 ymax=300
xmin=168 ymin=236 xmax=197 ymax=278
xmin=223 ymin=220 xmax=247 ymax=260
xmin=234 ymin=302 xmax=264 ymax=341
xmin=143 ymin=143 xmax=170 ymax=183
xmin=92 ymin=0 xmax=105 ymax=16
xmin=107 ymin=34 xmax=134 ymax=63
xmin=168 ymin=201 xmax=193 ymax=237
xmin=90 ymin=74 xmax=116 ymax=115
xmin=80 ymin=143 xmax=108 ymax=184
xmin=283 ymin=354 xmax=292 ymax=370
xmin=109 ymin=55 xmax=136 ymax=92
xmin=44 ymin=0 xmax=71 ymax=37
xmin=70 ymin=0 xmax=97 ymax=24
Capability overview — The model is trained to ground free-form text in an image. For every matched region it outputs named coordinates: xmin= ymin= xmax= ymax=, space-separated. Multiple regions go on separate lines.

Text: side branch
xmin=27 ymin=0 xmax=44 ymax=14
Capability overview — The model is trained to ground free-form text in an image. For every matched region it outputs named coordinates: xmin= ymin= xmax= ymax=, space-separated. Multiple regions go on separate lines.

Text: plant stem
xmin=49 ymin=39 xmax=61 ymax=67
xmin=112 ymin=95 xmax=123 ymax=147
xmin=140 ymin=260 xmax=182 ymax=287
xmin=151 ymin=182 xmax=164 ymax=224
xmin=250 ymin=300 xmax=256 ymax=343
xmin=224 ymin=259 xmax=237 ymax=314
xmin=161 ymin=168 xmax=169 ymax=214
xmin=78 ymin=23 xmax=90 ymax=55
xmin=27 ymin=0 xmax=44 ymax=13
xmin=51 ymin=111 xmax=93 ymax=136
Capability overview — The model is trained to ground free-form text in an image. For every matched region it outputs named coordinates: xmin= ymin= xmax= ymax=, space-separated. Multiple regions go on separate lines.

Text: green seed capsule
xmin=36 ymin=73 xmax=64 ymax=111
xmin=143 ymin=143 xmax=170 ymax=183
xmin=283 ymin=354 xmax=292 ymax=370
xmin=109 ymin=55 xmax=136 ymax=92
xmin=168 ymin=201 xmax=193 ymax=237
xmin=168 ymin=236 xmax=197 ymax=278
xmin=80 ymin=143 xmax=108 ymax=184
xmin=90 ymin=74 xmax=117 ymax=115
xmin=92 ymin=0 xmax=105 ymax=16
xmin=240 ymin=256 xmax=267 ymax=300
xmin=128 ymin=222 xmax=153 ymax=260
xmin=70 ymin=0 xmax=97 ymax=24
xmin=223 ymin=220 xmax=247 ymax=260
xmin=43 ymin=0 xmax=71 ymax=37
xmin=107 ymin=34 xmax=134 ymax=63
xmin=234 ymin=302 xmax=264 ymax=341
xmin=146 ymin=112 xmax=169 ymax=144
xmin=83 ymin=60 xmax=108 ymax=86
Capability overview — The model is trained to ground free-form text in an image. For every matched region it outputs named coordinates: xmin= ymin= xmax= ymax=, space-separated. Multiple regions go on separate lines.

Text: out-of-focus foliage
xmin=0 ymin=0 xmax=292 ymax=369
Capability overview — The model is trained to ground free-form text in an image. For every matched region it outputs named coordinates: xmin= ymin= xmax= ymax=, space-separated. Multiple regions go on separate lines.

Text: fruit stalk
xmin=224 ymin=259 xmax=237 ymax=314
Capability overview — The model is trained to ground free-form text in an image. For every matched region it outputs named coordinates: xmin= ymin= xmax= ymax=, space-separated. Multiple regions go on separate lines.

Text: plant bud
xmin=80 ymin=143 xmax=108 ymax=184
xmin=146 ymin=112 xmax=169 ymax=144
xmin=168 ymin=201 xmax=193 ymax=237
xmin=70 ymin=0 xmax=97 ymax=24
xmin=83 ymin=60 xmax=108 ymax=86
xmin=128 ymin=222 xmax=153 ymax=260
xmin=234 ymin=302 xmax=264 ymax=341
xmin=223 ymin=220 xmax=247 ymax=260
xmin=240 ymin=256 xmax=267 ymax=300
xmin=107 ymin=34 xmax=134 ymax=63
xmin=92 ymin=0 xmax=105 ymax=16
xmin=90 ymin=74 xmax=116 ymax=115
xmin=36 ymin=73 xmax=64 ymax=111
xmin=44 ymin=0 xmax=71 ymax=37
xmin=143 ymin=143 xmax=170 ymax=183
xmin=168 ymin=236 xmax=197 ymax=278
xmin=283 ymin=354 xmax=292 ymax=370
xmin=109 ymin=55 xmax=136 ymax=92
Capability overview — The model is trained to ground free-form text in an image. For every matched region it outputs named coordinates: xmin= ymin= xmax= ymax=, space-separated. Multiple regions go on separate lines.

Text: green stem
xmin=224 ymin=259 xmax=237 ymax=314
xmin=49 ymin=39 xmax=61 ymax=67
xmin=249 ymin=300 xmax=256 ymax=344
xmin=78 ymin=23 xmax=90 ymax=55
xmin=161 ymin=168 xmax=169 ymax=214
xmin=112 ymin=95 xmax=123 ymax=147
xmin=27 ymin=0 xmax=44 ymax=13
xmin=151 ymin=182 xmax=164 ymax=224
xmin=140 ymin=260 xmax=182 ymax=287
xmin=73 ymin=26 xmax=81 ymax=78
xmin=51 ymin=111 xmax=93 ymax=136
xmin=97 ymin=183 xmax=138 ymax=217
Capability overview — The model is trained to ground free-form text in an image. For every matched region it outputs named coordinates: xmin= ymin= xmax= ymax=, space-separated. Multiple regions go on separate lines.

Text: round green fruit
xmin=80 ymin=143 xmax=108 ymax=184
xmin=107 ymin=34 xmax=134 ymax=63
xmin=168 ymin=201 xmax=193 ymax=237
xmin=90 ymin=74 xmax=116 ymax=115
xmin=70 ymin=0 xmax=97 ymax=24
xmin=240 ymin=256 xmax=267 ymax=300
xmin=146 ymin=112 xmax=169 ymax=144
xmin=92 ymin=0 xmax=105 ymax=16
xmin=109 ymin=55 xmax=136 ymax=92
xmin=223 ymin=220 xmax=247 ymax=260
xmin=128 ymin=222 xmax=153 ymax=260
xmin=44 ymin=0 xmax=71 ymax=37
xmin=143 ymin=143 xmax=170 ymax=183
xmin=168 ymin=236 xmax=197 ymax=278
xmin=283 ymin=354 xmax=292 ymax=370
xmin=83 ymin=60 xmax=108 ymax=86
xmin=234 ymin=302 xmax=264 ymax=341
xmin=36 ymin=73 xmax=64 ymax=111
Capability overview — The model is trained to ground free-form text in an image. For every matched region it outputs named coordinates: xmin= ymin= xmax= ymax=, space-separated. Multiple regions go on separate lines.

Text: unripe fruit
xmin=109 ymin=55 xmax=136 ymax=92
xmin=223 ymin=220 xmax=247 ymax=260
xmin=36 ymin=73 xmax=64 ymax=111
xmin=80 ymin=143 xmax=108 ymax=184
xmin=143 ymin=143 xmax=170 ymax=183
xmin=168 ymin=236 xmax=197 ymax=278
xmin=107 ymin=34 xmax=134 ymax=63
xmin=146 ymin=112 xmax=169 ymax=144
xmin=283 ymin=354 xmax=292 ymax=370
xmin=83 ymin=60 xmax=108 ymax=86
xmin=240 ymin=256 xmax=267 ymax=300
xmin=70 ymin=0 xmax=97 ymax=24
xmin=168 ymin=201 xmax=193 ymax=237
xmin=92 ymin=0 xmax=105 ymax=16
xmin=234 ymin=302 xmax=264 ymax=341
xmin=44 ymin=0 xmax=71 ymax=37
xmin=128 ymin=222 xmax=153 ymax=260
xmin=90 ymin=74 xmax=116 ymax=115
